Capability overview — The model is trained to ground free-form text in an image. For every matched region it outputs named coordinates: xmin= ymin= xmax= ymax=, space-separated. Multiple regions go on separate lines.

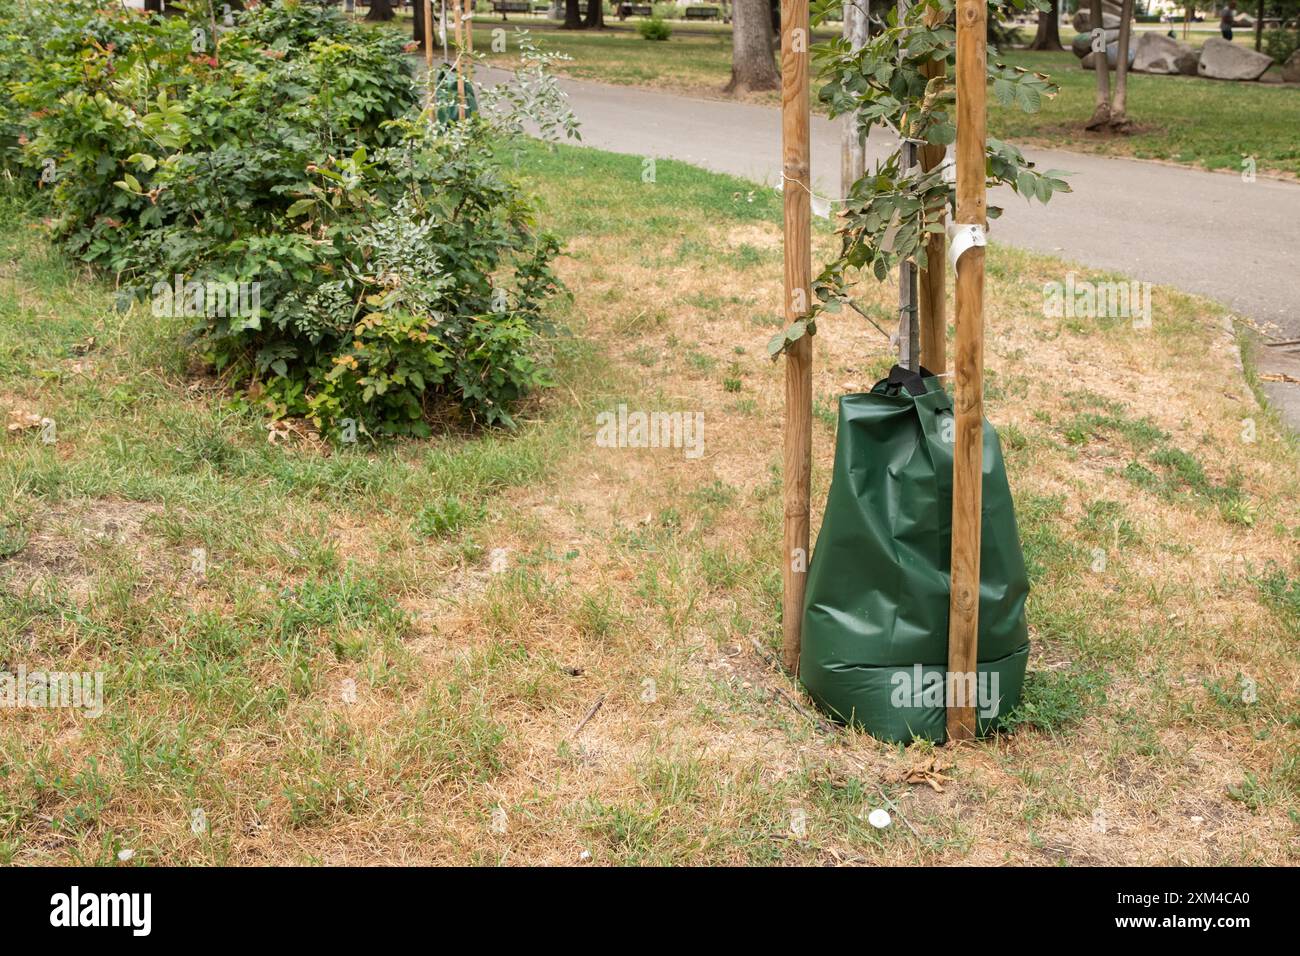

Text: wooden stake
xmin=424 ymin=0 xmax=435 ymax=69
xmin=454 ymin=0 xmax=466 ymax=120
xmin=918 ymin=56 xmax=946 ymax=375
xmin=780 ymin=0 xmax=812 ymax=674
xmin=464 ymin=0 xmax=474 ymax=80
xmin=946 ymin=0 xmax=986 ymax=742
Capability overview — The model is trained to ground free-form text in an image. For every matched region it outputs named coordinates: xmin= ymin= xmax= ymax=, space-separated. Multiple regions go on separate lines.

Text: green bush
xmin=638 ymin=17 xmax=672 ymax=41
xmin=1 ymin=0 xmax=573 ymax=436
xmin=1262 ymin=29 xmax=1298 ymax=65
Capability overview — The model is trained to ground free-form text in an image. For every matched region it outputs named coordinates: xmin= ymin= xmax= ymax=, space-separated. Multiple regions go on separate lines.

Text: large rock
xmin=1072 ymin=9 xmax=1122 ymax=33
xmin=1282 ymin=50 xmax=1300 ymax=84
xmin=1072 ymin=29 xmax=1119 ymax=59
xmin=1132 ymin=32 xmax=1194 ymax=74
xmin=1174 ymin=48 xmax=1201 ymax=76
xmin=1197 ymin=37 xmax=1273 ymax=81
xmin=1081 ymin=41 xmax=1136 ymax=71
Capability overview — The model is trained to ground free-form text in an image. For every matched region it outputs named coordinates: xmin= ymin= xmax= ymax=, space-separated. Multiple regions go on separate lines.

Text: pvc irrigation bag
xmin=799 ymin=365 xmax=1030 ymax=743
xmin=434 ymin=65 xmax=478 ymax=126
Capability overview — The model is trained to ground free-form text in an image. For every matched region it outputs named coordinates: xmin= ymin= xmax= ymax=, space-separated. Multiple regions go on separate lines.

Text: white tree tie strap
xmin=947 ymin=222 xmax=986 ymax=276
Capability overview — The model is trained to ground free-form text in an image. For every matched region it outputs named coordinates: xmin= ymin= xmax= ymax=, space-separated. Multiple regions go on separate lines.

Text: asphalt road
xmin=477 ymin=65 xmax=1300 ymax=425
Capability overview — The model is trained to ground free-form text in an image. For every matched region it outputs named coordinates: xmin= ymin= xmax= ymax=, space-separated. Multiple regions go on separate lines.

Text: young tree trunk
xmin=725 ymin=0 xmax=780 ymax=93
xmin=563 ymin=0 xmax=584 ymax=28
xmin=1110 ymin=0 xmax=1134 ymax=129
xmin=366 ymin=0 xmax=396 ymax=21
xmin=840 ymin=0 xmax=869 ymax=197
xmin=1254 ymin=0 xmax=1264 ymax=49
xmin=1027 ymin=0 xmax=1064 ymax=50
xmin=583 ymin=0 xmax=605 ymax=27
xmin=1086 ymin=0 xmax=1112 ymax=129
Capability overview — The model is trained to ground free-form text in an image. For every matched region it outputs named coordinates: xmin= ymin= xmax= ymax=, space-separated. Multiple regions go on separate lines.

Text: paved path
xmin=478 ymin=66 xmax=1300 ymax=424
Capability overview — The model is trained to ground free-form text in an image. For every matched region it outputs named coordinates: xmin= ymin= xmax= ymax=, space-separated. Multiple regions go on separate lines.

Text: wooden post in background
xmin=918 ymin=55 xmax=946 ymax=376
xmin=454 ymin=0 xmax=466 ymax=119
xmin=464 ymin=0 xmax=474 ymax=79
xmin=781 ymin=0 xmax=812 ymax=674
xmin=424 ymin=0 xmax=434 ymax=69
xmin=946 ymin=0 xmax=987 ymax=742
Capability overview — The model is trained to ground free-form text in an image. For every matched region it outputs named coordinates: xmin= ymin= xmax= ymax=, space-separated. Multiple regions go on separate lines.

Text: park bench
xmin=492 ymin=0 xmax=531 ymax=18
xmin=617 ymin=3 xmax=654 ymax=16
xmin=683 ymin=6 xmax=721 ymax=20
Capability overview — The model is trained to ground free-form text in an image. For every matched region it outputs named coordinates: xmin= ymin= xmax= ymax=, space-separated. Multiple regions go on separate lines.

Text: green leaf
xmin=1015 ymin=83 xmax=1042 ymax=113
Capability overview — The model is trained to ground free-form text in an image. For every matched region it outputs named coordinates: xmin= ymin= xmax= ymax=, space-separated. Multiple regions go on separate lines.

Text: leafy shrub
xmin=2 ymin=0 xmax=576 ymax=436
xmin=1262 ymin=29 xmax=1298 ymax=65
xmin=638 ymin=17 xmax=672 ymax=41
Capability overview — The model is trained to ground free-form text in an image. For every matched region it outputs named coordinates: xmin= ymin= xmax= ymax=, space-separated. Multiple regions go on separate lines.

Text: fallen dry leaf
xmin=6 ymin=410 xmax=43 ymax=433
xmin=887 ymin=757 xmax=955 ymax=793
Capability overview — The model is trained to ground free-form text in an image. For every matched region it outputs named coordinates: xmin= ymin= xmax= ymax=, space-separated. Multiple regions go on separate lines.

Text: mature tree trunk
xmin=1027 ymin=0 xmax=1064 ymax=50
xmin=1086 ymin=0 xmax=1112 ymax=128
xmin=583 ymin=0 xmax=605 ymax=27
xmin=144 ymin=0 xmax=164 ymax=11
xmin=413 ymin=0 xmax=425 ymax=46
xmin=1110 ymin=0 xmax=1134 ymax=129
xmin=563 ymin=0 xmax=584 ymax=28
xmin=367 ymin=0 xmax=396 ymax=21
xmin=725 ymin=0 xmax=780 ymax=94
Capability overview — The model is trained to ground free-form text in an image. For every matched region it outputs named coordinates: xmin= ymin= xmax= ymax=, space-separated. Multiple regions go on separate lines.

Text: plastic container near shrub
xmin=639 ymin=17 xmax=672 ymax=40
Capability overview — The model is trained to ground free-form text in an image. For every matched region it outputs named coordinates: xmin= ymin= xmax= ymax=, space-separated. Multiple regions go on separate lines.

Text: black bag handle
xmin=881 ymin=364 xmax=937 ymax=398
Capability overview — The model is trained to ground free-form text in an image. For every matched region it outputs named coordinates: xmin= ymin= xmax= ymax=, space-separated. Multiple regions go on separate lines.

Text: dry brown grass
xmin=1 ymin=143 xmax=1295 ymax=866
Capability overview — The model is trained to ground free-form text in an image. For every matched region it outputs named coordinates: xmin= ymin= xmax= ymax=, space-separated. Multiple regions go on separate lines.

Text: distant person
xmin=1220 ymin=2 xmax=1236 ymax=40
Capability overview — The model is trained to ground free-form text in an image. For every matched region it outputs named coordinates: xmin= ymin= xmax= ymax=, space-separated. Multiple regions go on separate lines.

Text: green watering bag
xmin=800 ymin=365 xmax=1030 ymax=743
xmin=434 ymin=65 xmax=478 ymax=126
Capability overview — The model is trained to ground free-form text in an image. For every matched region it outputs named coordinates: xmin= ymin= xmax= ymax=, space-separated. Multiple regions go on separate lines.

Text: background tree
xmin=1086 ymin=0 xmax=1111 ymax=128
xmin=412 ymin=0 xmax=428 ymax=48
xmin=1027 ymin=0 xmax=1064 ymax=50
xmin=584 ymin=0 xmax=605 ymax=27
xmin=564 ymin=0 xmax=584 ymax=28
xmin=367 ymin=0 xmax=396 ymax=22
xmin=725 ymin=0 xmax=780 ymax=93
xmin=1110 ymin=0 xmax=1134 ymax=129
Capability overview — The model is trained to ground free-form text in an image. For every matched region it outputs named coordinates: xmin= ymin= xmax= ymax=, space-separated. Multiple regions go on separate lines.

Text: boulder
xmin=1174 ymin=48 xmax=1201 ymax=76
xmin=1132 ymin=32 xmax=1194 ymax=74
xmin=1072 ymin=29 xmax=1119 ymax=59
xmin=1072 ymin=9 xmax=1122 ymax=33
xmin=1282 ymin=49 xmax=1300 ymax=84
xmin=1197 ymin=36 xmax=1273 ymax=81
xmin=1081 ymin=41 xmax=1136 ymax=71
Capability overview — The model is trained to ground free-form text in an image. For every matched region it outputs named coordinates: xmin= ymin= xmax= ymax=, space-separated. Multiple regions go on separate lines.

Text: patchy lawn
xmin=1 ymin=139 xmax=1296 ymax=865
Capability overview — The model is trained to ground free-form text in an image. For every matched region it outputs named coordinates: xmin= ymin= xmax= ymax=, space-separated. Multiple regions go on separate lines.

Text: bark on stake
xmin=780 ymin=0 xmax=812 ymax=674
xmin=947 ymin=0 xmax=986 ymax=742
